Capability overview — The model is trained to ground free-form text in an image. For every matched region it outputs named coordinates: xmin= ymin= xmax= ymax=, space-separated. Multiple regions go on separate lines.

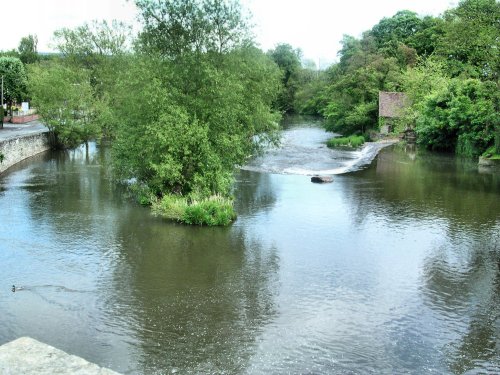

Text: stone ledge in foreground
xmin=0 ymin=337 xmax=120 ymax=375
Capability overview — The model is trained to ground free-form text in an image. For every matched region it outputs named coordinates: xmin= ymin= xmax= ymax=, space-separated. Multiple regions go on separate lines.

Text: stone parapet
xmin=0 ymin=131 xmax=51 ymax=174
xmin=0 ymin=337 xmax=120 ymax=374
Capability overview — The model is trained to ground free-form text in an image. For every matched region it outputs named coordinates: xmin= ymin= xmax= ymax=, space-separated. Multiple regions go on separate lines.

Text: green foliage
xmin=0 ymin=153 xmax=4 ymax=163
xmin=496 ymin=125 xmax=500 ymax=154
xmin=0 ymin=57 xmax=28 ymax=111
xmin=413 ymin=78 xmax=499 ymax=156
xmin=18 ymin=35 xmax=39 ymax=65
xmin=327 ymin=135 xmax=365 ymax=149
xmin=136 ymin=0 xmax=249 ymax=58
xmin=294 ymin=72 xmax=329 ymax=115
xmin=127 ymin=182 xmax=155 ymax=206
xmin=109 ymin=0 xmax=281 ymax=205
xmin=371 ymin=10 xmax=423 ymax=50
xmin=322 ymin=53 xmax=402 ymax=135
xmin=152 ymin=194 xmax=236 ymax=226
xmin=53 ymin=20 xmax=130 ymax=65
xmin=267 ymin=43 xmax=302 ymax=113
xmin=305 ymin=0 xmax=499 ymax=158
xmin=28 ymin=61 xmax=102 ymax=148
xmin=481 ymin=145 xmax=500 ymax=159
xmin=53 ymin=20 xmax=131 ymax=101
xmin=437 ymin=0 xmax=500 ymax=80
xmin=406 ymin=16 xmax=445 ymax=57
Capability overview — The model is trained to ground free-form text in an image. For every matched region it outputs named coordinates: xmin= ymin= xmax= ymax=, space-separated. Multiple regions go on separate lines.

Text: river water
xmin=0 ymin=118 xmax=499 ymax=374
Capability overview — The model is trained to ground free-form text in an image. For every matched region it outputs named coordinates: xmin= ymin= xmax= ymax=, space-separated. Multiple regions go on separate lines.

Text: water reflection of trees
xmin=26 ymin=144 xmax=118 ymax=231
xmin=343 ymin=146 xmax=500 ymax=374
xmin=343 ymin=146 xmax=500 ymax=231
xmin=422 ymin=230 xmax=500 ymax=374
xmin=233 ymin=169 xmax=278 ymax=217
xmin=107 ymin=213 xmax=279 ymax=374
xmin=18 ymin=144 xmax=280 ymax=374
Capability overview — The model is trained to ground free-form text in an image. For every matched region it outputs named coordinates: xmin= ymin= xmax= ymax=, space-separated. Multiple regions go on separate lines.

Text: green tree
xmin=371 ymin=10 xmax=423 ymax=49
xmin=0 ymin=57 xmax=28 ymax=115
xmin=321 ymin=34 xmax=403 ymax=135
xmin=18 ymin=34 xmax=39 ymax=65
xmin=28 ymin=62 xmax=102 ymax=148
xmin=403 ymin=60 xmax=500 ymax=156
xmin=437 ymin=0 xmax=500 ymax=80
xmin=53 ymin=20 xmax=131 ymax=87
xmin=53 ymin=20 xmax=130 ymax=64
xmin=110 ymin=0 xmax=281 ymax=200
xmin=414 ymin=78 xmax=499 ymax=156
xmin=406 ymin=16 xmax=445 ymax=57
xmin=267 ymin=43 xmax=302 ymax=113
xmin=136 ymin=0 xmax=249 ymax=58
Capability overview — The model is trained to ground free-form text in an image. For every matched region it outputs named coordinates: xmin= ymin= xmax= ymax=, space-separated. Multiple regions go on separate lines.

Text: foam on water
xmin=242 ymin=124 xmax=396 ymax=175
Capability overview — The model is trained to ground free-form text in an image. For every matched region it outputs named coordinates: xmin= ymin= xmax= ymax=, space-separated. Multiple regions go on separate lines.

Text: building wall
xmin=379 ymin=92 xmax=408 ymax=118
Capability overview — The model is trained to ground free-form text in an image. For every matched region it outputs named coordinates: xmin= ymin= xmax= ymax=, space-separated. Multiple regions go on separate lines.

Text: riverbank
xmin=0 ymin=120 xmax=50 ymax=174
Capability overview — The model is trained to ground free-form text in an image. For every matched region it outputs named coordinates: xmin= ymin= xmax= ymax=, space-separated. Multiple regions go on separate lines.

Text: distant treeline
xmin=271 ymin=0 xmax=499 ymax=158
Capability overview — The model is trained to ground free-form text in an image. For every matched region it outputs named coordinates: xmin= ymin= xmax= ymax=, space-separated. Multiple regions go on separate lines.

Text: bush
xmin=481 ymin=145 xmax=500 ymax=160
xmin=128 ymin=182 xmax=155 ymax=206
xmin=327 ymin=135 xmax=365 ymax=148
xmin=152 ymin=194 xmax=236 ymax=226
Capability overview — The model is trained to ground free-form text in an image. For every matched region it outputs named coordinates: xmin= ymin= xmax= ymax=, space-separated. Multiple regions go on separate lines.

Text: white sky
xmin=1 ymin=0 xmax=456 ymax=65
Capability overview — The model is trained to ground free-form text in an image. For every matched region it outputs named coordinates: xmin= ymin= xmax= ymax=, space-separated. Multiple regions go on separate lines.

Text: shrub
xmin=128 ymin=182 xmax=155 ymax=206
xmin=327 ymin=135 xmax=365 ymax=149
xmin=481 ymin=145 xmax=500 ymax=160
xmin=152 ymin=194 xmax=236 ymax=226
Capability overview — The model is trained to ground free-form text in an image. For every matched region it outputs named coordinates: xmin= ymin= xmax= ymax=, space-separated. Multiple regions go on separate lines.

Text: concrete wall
xmin=0 ymin=132 xmax=51 ymax=174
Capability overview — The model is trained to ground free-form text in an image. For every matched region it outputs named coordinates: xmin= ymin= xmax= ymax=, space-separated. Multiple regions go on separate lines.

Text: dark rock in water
xmin=311 ymin=176 xmax=333 ymax=183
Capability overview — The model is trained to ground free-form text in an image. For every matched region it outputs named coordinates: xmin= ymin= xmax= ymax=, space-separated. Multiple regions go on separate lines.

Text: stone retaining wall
xmin=0 ymin=132 xmax=51 ymax=174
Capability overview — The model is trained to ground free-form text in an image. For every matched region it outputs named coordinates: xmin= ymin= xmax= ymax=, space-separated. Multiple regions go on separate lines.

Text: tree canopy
xmin=18 ymin=35 xmax=39 ymax=65
xmin=301 ymin=0 xmax=500 ymax=157
xmin=0 ymin=57 xmax=28 ymax=110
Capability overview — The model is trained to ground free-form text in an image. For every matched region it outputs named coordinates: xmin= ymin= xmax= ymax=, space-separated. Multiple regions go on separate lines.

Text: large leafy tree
xmin=136 ymin=0 xmax=249 ymax=58
xmin=18 ymin=34 xmax=39 ymax=65
xmin=437 ymin=0 xmax=500 ymax=81
xmin=53 ymin=20 xmax=131 ymax=98
xmin=28 ymin=62 xmax=102 ymax=148
xmin=371 ymin=10 xmax=423 ymax=50
xmin=267 ymin=43 xmax=302 ymax=113
xmin=0 ymin=57 xmax=28 ymax=115
xmin=110 ymin=0 xmax=281 ymax=198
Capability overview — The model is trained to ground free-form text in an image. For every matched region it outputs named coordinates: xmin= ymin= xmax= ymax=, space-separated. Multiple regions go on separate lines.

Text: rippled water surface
xmin=1 ymin=119 xmax=499 ymax=374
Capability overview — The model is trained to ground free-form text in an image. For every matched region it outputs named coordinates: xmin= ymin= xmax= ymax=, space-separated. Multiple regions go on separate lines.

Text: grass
xmin=481 ymin=146 xmax=500 ymax=160
xmin=152 ymin=194 xmax=236 ymax=226
xmin=327 ymin=135 xmax=365 ymax=149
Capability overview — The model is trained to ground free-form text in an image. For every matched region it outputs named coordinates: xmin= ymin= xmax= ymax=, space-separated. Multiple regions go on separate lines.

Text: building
xmin=378 ymin=92 xmax=409 ymax=134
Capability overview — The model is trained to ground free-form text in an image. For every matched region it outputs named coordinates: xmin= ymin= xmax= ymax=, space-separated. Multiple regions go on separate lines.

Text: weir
xmin=242 ymin=124 xmax=397 ymax=175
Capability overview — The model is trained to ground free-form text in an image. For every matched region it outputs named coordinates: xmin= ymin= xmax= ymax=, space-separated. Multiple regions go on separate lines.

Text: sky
xmin=1 ymin=0 xmax=457 ymax=66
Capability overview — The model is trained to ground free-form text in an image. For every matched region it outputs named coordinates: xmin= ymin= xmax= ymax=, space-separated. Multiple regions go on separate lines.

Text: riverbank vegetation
xmin=294 ymin=0 xmax=500 ymax=158
xmin=24 ymin=0 xmax=281 ymax=226
xmin=3 ymin=0 xmax=498 ymax=225
xmin=327 ymin=135 xmax=365 ymax=149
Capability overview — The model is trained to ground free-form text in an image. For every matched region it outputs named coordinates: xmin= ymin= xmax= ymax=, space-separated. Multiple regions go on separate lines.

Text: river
xmin=0 ymin=117 xmax=499 ymax=374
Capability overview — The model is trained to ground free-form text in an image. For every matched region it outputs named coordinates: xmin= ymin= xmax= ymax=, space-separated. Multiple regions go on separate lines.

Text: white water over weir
xmin=241 ymin=124 xmax=397 ymax=176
